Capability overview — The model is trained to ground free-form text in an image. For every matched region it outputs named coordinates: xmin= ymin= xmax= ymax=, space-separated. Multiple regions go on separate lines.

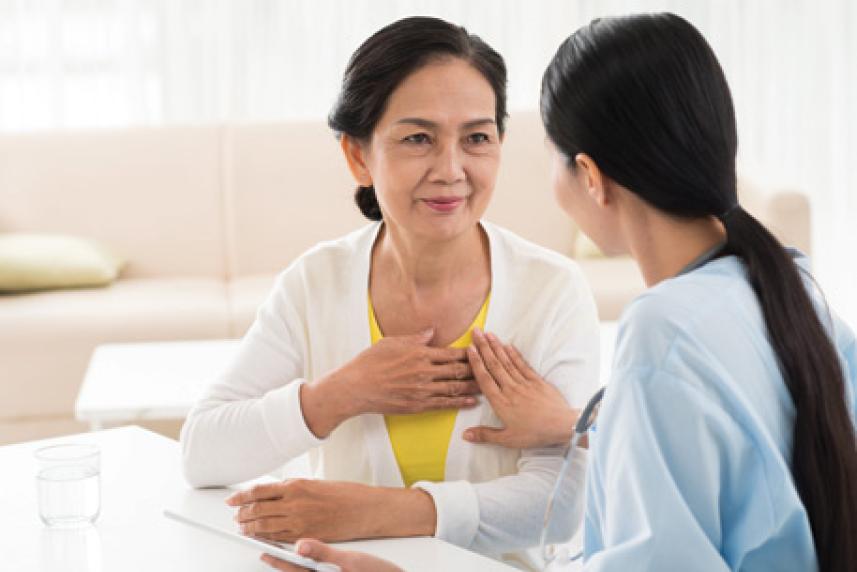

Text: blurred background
xmin=1 ymin=0 xmax=854 ymax=322
xmin=0 ymin=0 xmax=854 ymax=445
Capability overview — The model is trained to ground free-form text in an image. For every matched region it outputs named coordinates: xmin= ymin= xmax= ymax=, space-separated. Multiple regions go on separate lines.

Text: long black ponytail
xmin=540 ymin=13 xmax=857 ymax=570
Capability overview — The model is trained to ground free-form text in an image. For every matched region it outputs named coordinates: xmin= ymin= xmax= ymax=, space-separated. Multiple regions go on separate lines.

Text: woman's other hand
xmin=260 ymin=538 xmax=403 ymax=572
xmin=464 ymin=329 xmax=580 ymax=448
xmin=301 ymin=329 xmax=481 ymax=437
xmin=226 ymin=479 xmax=436 ymax=544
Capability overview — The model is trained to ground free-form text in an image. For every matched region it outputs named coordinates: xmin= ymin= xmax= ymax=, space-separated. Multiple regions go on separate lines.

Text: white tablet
xmin=163 ymin=508 xmax=336 ymax=571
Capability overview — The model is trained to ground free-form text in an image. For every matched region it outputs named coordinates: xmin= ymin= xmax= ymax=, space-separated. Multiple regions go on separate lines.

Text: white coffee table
xmin=75 ymin=339 xmax=241 ymax=431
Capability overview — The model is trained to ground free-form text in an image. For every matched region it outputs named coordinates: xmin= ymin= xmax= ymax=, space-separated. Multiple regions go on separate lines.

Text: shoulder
xmin=271 ymin=223 xmax=377 ymax=290
xmin=835 ymin=315 xmax=857 ymax=358
xmin=289 ymin=223 xmax=377 ymax=275
xmin=828 ymin=301 xmax=857 ymax=422
xmin=616 ymin=256 xmax=754 ymax=369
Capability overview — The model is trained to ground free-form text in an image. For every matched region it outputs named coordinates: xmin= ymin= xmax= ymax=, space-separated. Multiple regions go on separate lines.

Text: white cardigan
xmin=180 ymin=221 xmax=600 ymax=561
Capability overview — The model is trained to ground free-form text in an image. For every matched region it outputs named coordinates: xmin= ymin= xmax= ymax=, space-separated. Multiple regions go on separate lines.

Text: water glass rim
xmin=34 ymin=443 xmax=100 ymax=462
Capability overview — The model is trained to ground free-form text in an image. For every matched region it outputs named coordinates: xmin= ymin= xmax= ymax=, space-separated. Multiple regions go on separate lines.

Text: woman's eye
xmin=467 ymin=133 xmax=491 ymax=144
xmin=403 ymin=133 xmax=431 ymax=144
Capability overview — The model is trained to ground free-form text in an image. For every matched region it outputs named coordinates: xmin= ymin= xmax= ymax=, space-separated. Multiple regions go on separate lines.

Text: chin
xmin=418 ymin=214 xmax=477 ymax=243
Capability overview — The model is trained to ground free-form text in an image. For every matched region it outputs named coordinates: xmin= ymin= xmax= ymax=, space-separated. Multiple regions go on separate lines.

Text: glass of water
xmin=35 ymin=443 xmax=101 ymax=527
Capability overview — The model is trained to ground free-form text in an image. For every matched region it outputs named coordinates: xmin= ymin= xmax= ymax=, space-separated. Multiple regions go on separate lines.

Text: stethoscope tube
xmin=539 ymin=386 xmax=606 ymax=570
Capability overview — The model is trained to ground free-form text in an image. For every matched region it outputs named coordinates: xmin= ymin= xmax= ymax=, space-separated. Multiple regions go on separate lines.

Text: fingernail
xmin=296 ymin=541 xmax=311 ymax=556
xmin=241 ymin=524 xmax=248 ymax=534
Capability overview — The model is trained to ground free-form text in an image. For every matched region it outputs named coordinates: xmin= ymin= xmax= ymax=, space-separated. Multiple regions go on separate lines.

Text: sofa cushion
xmin=485 ymin=111 xmax=578 ymax=257
xmin=0 ymin=126 xmax=227 ymax=279
xmin=576 ymin=257 xmax=647 ymax=321
xmin=224 ymin=122 xmax=367 ymax=278
xmin=227 ymin=273 xmax=277 ymax=337
xmin=573 ymin=232 xmax=606 ymax=259
xmin=0 ymin=278 xmax=231 ymax=420
xmin=0 ymin=233 xmax=125 ymax=292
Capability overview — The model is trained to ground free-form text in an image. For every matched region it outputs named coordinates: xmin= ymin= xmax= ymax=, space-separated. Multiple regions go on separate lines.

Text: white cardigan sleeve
xmin=416 ymin=273 xmax=601 ymax=553
xmin=180 ymin=270 xmax=323 ymax=488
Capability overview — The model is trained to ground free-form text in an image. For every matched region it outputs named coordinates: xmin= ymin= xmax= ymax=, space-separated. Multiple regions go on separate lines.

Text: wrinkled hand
xmin=463 ymin=329 xmax=580 ymax=448
xmin=259 ymin=538 xmax=403 ymax=572
xmin=226 ymin=480 xmax=377 ymax=543
xmin=302 ymin=329 xmax=481 ymax=437
xmin=345 ymin=329 xmax=481 ymax=414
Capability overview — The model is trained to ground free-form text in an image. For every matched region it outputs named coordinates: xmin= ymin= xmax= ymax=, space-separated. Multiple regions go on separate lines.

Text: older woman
xmin=180 ymin=16 xmax=598 ymax=566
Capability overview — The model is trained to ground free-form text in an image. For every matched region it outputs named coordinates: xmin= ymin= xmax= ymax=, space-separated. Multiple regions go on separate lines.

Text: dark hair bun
xmin=355 ymin=186 xmax=383 ymax=221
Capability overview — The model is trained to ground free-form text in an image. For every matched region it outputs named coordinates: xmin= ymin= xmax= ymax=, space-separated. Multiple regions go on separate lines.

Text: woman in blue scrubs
xmin=264 ymin=12 xmax=857 ymax=572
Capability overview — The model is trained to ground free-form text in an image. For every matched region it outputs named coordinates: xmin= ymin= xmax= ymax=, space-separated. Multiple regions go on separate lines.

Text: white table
xmin=75 ymin=324 xmax=618 ymax=432
xmin=1 ymin=426 xmax=514 ymax=571
xmin=75 ymin=339 xmax=241 ymax=430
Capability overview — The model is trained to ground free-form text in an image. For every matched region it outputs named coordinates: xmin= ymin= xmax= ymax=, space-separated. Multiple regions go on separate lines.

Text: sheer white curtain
xmin=1 ymin=0 xmax=855 ymax=324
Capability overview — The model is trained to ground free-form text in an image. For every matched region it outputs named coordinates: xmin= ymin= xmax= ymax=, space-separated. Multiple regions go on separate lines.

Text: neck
xmin=373 ymin=223 xmax=489 ymax=297
xmin=623 ymin=206 xmax=727 ymax=287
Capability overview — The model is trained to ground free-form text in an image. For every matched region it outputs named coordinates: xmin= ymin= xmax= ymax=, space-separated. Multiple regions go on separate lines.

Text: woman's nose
xmin=430 ymin=141 xmax=466 ymax=184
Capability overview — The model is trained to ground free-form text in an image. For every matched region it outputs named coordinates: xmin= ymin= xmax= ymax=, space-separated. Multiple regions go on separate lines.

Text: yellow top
xmin=369 ymin=295 xmax=490 ymax=487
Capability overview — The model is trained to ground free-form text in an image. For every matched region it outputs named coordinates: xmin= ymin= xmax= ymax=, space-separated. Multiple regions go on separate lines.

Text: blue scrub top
xmin=583 ymin=252 xmax=857 ymax=571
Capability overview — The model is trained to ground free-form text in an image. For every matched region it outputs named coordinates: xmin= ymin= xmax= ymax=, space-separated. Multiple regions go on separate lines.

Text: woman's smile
xmin=420 ymin=196 xmax=465 ymax=213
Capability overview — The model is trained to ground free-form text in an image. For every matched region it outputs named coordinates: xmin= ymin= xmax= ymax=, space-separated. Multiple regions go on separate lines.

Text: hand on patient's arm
xmin=226 ymin=479 xmax=436 ymax=543
xmin=260 ymin=538 xmax=403 ymax=572
xmin=300 ymin=329 xmax=480 ymax=438
xmin=463 ymin=329 xmax=580 ymax=449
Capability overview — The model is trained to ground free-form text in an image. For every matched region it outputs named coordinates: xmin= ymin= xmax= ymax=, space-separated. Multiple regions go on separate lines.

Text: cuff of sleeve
xmin=555 ymin=448 xmax=587 ymax=541
xmin=413 ymin=479 xmax=479 ymax=548
xmin=260 ymin=379 xmax=324 ymax=459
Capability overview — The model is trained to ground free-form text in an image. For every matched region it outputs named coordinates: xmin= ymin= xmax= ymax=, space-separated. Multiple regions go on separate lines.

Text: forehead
xmin=380 ymin=57 xmax=497 ymax=127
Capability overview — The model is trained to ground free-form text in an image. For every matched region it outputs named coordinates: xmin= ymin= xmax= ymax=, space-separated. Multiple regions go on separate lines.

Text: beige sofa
xmin=0 ymin=112 xmax=810 ymax=443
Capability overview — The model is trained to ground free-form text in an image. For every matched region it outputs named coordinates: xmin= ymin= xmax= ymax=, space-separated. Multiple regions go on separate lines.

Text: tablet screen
xmin=164 ymin=508 xmax=326 ymax=570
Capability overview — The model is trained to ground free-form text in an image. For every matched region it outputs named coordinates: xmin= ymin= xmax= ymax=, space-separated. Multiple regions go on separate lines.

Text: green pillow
xmin=0 ymin=233 xmax=125 ymax=292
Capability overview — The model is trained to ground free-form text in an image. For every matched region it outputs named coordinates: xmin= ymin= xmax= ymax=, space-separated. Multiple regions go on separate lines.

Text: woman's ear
xmin=340 ymin=135 xmax=373 ymax=187
xmin=574 ymin=153 xmax=611 ymax=207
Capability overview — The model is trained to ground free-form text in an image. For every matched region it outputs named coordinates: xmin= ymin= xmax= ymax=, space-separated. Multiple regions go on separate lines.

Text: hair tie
xmin=718 ymin=204 xmax=740 ymax=222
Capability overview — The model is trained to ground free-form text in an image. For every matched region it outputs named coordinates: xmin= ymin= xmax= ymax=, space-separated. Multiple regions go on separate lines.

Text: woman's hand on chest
xmin=300 ymin=330 xmax=481 ymax=438
xmin=463 ymin=329 xmax=580 ymax=449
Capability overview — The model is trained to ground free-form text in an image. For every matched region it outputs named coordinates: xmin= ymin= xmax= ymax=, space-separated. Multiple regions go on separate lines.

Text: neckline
xmin=676 ymin=240 xmax=728 ymax=277
xmin=368 ymin=293 xmax=491 ymax=347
